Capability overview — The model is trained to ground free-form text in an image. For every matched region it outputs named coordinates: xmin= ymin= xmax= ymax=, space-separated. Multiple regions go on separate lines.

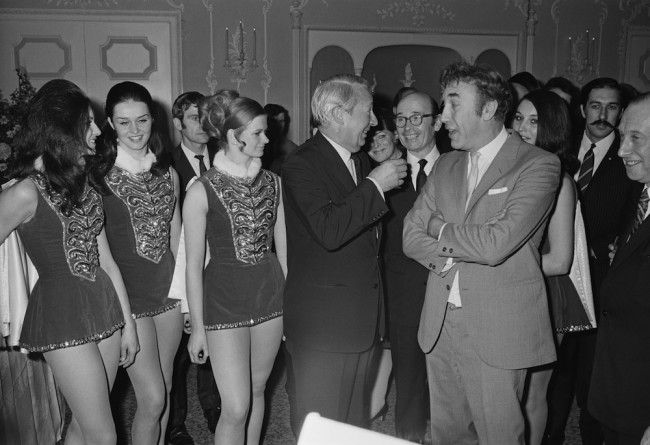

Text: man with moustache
xmin=383 ymin=91 xmax=443 ymax=443
xmin=403 ymin=62 xmax=559 ymax=444
xmin=167 ymin=91 xmax=220 ymax=444
xmin=281 ymin=74 xmax=407 ymax=434
xmin=588 ymin=93 xmax=650 ymax=445
xmin=546 ymin=78 xmax=642 ymax=445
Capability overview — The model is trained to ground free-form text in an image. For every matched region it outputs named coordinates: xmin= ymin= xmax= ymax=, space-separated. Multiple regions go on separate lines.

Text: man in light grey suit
xmin=403 ymin=62 xmax=561 ymax=444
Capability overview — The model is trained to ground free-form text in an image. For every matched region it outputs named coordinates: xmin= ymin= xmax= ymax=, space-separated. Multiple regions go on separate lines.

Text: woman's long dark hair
xmin=519 ymin=89 xmax=580 ymax=176
xmin=89 ymin=81 xmax=170 ymax=194
xmin=10 ymin=79 xmax=92 ymax=215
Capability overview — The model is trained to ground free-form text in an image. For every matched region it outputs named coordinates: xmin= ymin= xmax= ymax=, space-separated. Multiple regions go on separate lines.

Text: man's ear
xmin=433 ymin=114 xmax=442 ymax=132
xmin=580 ymin=104 xmax=586 ymax=119
xmin=173 ymin=117 xmax=183 ymax=132
xmin=482 ymin=100 xmax=498 ymax=121
xmin=330 ymin=106 xmax=345 ymax=126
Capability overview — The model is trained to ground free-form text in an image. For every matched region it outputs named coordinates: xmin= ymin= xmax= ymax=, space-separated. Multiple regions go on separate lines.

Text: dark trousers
xmin=167 ymin=332 xmax=220 ymax=432
xmin=546 ymin=330 xmax=604 ymax=445
xmin=602 ymin=425 xmax=643 ymax=445
xmin=389 ymin=323 xmax=427 ymax=442
xmin=285 ymin=339 xmax=381 ymax=438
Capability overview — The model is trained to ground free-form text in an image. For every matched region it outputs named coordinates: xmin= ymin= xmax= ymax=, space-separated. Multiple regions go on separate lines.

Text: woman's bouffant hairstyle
xmin=10 ymin=79 xmax=93 ymax=216
xmin=198 ymin=90 xmax=265 ymax=151
xmin=89 ymin=81 xmax=170 ymax=194
xmin=440 ymin=61 xmax=513 ymax=124
xmin=520 ymin=89 xmax=579 ymax=175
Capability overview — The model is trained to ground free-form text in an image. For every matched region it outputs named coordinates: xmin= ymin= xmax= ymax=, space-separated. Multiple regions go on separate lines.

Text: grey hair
xmin=311 ymin=74 xmax=371 ymax=128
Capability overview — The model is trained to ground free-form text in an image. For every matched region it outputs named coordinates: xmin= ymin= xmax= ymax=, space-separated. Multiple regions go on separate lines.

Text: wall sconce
xmin=224 ymin=21 xmax=258 ymax=89
xmin=565 ymin=30 xmax=596 ymax=84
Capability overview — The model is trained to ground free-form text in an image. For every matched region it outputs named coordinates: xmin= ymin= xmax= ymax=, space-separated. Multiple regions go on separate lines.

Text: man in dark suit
xmin=403 ymin=62 xmax=559 ymax=444
xmin=547 ymin=78 xmax=641 ymax=445
xmin=588 ymin=92 xmax=650 ymax=445
xmin=281 ymin=74 xmax=407 ymax=435
xmin=167 ymin=91 xmax=219 ymax=445
xmin=382 ymin=91 xmax=443 ymax=443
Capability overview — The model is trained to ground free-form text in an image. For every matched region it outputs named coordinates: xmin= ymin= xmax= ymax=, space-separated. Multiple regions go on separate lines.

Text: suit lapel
xmin=445 ymin=154 xmax=467 ymax=224
xmin=587 ymin=135 xmax=619 ymax=190
xmin=465 ymin=134 xmax=517 ymax=216
xmin=314 ymin=132 xmax=357 ymax=193
xmin=610 ymin=217 xmax=650 ymax=272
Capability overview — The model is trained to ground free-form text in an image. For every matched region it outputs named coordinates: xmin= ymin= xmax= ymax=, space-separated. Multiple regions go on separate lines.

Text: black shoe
xmin=168 ymin=425 xmax=194 ymax=445
xmin=204 ymin=407 xmax=221 ymax=434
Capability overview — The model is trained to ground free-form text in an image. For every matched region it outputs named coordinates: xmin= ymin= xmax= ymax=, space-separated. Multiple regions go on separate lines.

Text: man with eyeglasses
xmin=381 ymin=91 xmax=443 ymax=443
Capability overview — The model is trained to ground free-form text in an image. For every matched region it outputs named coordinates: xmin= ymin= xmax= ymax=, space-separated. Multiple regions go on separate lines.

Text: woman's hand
xmin=119 ymin=320 xmax=140 ymax=367
xmin=183 ymin=313 xmax=192 ymax=335
xmin=188 ymin=328 xmax=208 ymax=364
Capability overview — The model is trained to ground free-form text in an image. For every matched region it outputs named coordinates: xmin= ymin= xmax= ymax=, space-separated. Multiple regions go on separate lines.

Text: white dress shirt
xmin=180 ymin=143 xmax=209 ymax=177
xmin=573 ymin=131 xmax=615 ymax=182
xmin=446 ymin=127 xmax=508 ymax=307
xmin=407 ymin=146 xmax=440 ymax=191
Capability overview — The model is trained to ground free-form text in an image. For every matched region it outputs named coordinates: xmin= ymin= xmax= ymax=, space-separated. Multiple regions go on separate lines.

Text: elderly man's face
xmin=618 ymin=101 xmax=650 ymax=185
xmin=338 ymin=89 xmax=377 ymax=153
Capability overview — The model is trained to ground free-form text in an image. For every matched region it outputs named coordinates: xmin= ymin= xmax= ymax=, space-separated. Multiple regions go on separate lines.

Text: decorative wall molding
xmin=202 ymin=0 xmax=218 ymax=94
xmin=261 ymin=0 xmax=273 ymax=104
xmin=377 ymin=0 xmax=455 ymax=25
xmin=14 ymin=36 xmax=72 ymax=78
xmin=100 ymin=36 xmax=157 ymax=80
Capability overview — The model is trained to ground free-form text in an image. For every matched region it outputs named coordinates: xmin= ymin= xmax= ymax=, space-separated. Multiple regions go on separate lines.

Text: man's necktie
xmin=577 ymin=143 xmax=596 ymax=193
xmin=466 ymin=151 xmax=480 ymax=203
xmin=416 ymin=159 xmax=428 ymax=194
xmin=195 ymin=154 xmax=207 ymax=175
xmin=350 ymin=153 xmax=362 ymax=185
xmin=628 ymin=189 xmax=650 ymax=242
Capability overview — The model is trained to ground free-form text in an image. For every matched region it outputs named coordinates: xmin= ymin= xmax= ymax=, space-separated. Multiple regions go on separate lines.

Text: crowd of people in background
xmin=1 ymin=60 xmax=650 ymax=445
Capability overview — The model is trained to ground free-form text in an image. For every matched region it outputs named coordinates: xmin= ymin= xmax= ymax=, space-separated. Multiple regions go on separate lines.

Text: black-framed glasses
xmin=395 ymin=113 xmax=434 ymax=128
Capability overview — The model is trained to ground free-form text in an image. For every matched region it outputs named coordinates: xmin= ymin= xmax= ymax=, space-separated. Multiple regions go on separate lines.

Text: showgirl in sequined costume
xmin=184 ymin=92 xmax=287 ymax=445
xmin=0 ymin=79 xmax=138 ymax=444
xmin=92 ymin=82 xmax=183 ymax=445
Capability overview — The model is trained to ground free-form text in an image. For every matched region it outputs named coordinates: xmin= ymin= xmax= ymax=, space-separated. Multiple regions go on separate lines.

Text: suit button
xmin=449 ymin=248 xmax=453 ymax=253
xmin=431 ymin=265 xmax=436 ymax=270
xmin=429 ymin=263 xmax=433 ymax=268
xmin=442 ymin=247 xmax=447 ymax=252
xmin=601 ymin=310 xmax=609 ymax=317
xmin=446 ymin=285 xmax=451 ymax=290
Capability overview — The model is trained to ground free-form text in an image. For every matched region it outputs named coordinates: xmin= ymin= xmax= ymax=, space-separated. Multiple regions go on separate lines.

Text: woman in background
xmin=366 ymin=113 xmax=402 ymax=165
xmin=511 ymin=89 xmax=593 ymax=445
xmin=185 ymin=92 xmax=287 ymax=445
xmin=0 ymin=79 xmax=138 ymax=444
xmin=92 ymin=81 xmax=182 ymax=445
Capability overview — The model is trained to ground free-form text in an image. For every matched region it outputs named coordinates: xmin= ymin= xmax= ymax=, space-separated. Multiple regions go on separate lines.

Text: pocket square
xmin=488 ymin=187 xmax=508 ymax=195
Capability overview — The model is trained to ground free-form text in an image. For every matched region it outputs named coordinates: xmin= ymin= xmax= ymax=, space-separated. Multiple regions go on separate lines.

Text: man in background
xmin=167 ymin=91 xmax=220 ymax=445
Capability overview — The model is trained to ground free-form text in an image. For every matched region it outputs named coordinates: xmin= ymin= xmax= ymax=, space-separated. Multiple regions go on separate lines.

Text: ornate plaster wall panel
xmin=100 ymin=37 xmax=157 ymax=80
xmin=13 ymin=36 xmax=72 ymax=78
xmin=624 ymin=25 xmax=650 ymax=90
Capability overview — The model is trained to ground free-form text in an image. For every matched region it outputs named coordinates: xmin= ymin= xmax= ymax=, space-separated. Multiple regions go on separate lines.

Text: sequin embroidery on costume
xmin=31 ymin=173 xmax=103 ymax=281
xmin=105 ymin=167 xmax=175 ymax=263
xmin=207 ymin=169 xmax=279 ymax=264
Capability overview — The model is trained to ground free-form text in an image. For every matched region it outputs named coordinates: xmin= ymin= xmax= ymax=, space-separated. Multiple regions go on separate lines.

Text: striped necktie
xmin=577 ymin=143 xmax=596 ymax=193
xmin=628 ymin=189 xmax=650 ymax=242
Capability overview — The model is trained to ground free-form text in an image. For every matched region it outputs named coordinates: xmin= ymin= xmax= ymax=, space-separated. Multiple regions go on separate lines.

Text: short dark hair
xmin=440 ymin=61 xmax=513 ymax=123
xmin=579 ymin=77 xmax=621 ymax=107
xmin=172 ymin=91 xmax=205 ymax=121
xmin=508 ymin=72 xmax=541 ymax=93
xmin=520 ymin=89 xmax=579 ymax=175
xmin=544 ymin=77 xmax=580 ymax=105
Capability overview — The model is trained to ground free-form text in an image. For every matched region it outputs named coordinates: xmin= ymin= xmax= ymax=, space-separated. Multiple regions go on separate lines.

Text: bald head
xmin=395 ymin=92 xmax=441 ymax=158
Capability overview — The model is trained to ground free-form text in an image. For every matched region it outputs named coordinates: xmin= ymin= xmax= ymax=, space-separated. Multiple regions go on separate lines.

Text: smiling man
xmin=588 ymin=92 xmax=650 ymax=445
xmin=281 ymin=74 xmax=407 ymax=435
xmin=403 ymin=62 xmax=560 ymax=444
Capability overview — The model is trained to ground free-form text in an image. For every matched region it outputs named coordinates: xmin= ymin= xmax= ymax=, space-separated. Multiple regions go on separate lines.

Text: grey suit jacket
xmin=403 ymin=131 xmax=560 ymax=369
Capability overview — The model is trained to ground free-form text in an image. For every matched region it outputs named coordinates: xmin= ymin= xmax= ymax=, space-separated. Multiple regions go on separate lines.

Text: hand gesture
xmin=188 ymin=328 xmax=208 ymax=364
xmin=367 ymin=158 xmax=407 ymax=192
xmin=119 ymin=320 xmax=140 ymax=368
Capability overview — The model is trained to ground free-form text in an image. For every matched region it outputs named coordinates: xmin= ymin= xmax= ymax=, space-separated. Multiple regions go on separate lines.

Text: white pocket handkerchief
xmin=488 ymin=187 xmax=508 ymax=195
